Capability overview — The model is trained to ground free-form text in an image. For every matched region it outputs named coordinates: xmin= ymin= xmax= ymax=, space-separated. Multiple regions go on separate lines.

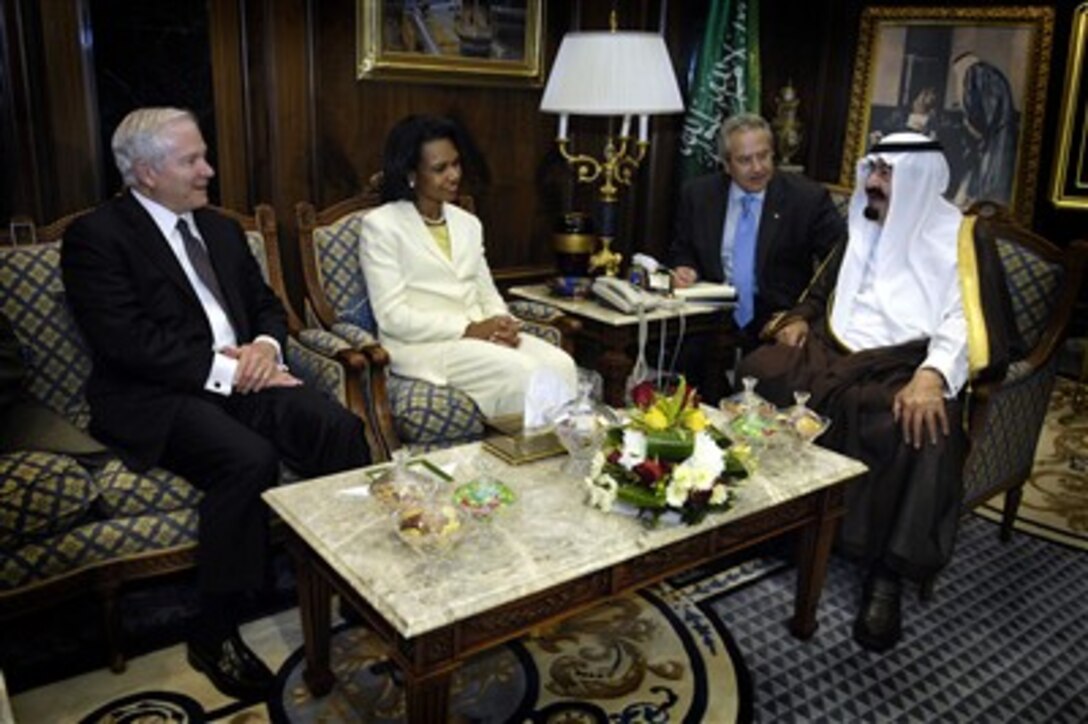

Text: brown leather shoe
xmin=187 ymin=631 xmax=275 ymax=700
xmin=853 ymin=573 xmax=902 ymax=652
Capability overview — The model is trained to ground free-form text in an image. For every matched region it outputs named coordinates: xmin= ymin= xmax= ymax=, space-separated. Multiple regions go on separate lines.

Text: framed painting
xmin=1051 ymin=2 xmax=1088 ymax=210
xmin=840 ymin=6 xmax=1054 ymax=223
xmin=356 ymin=1 xmax=545 ymax=87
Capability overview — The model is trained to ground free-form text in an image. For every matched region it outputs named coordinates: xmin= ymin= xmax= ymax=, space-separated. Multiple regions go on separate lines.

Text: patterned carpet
xmin=12 ymin=559 xmax=774 ymax=723
xmin=977 ymin=377 xmax=1088 ymax=550
xmin=714 ymin=516 xmax=1088 ymax=723
xmin=8 ymin=379 xmax=1088 ymax=722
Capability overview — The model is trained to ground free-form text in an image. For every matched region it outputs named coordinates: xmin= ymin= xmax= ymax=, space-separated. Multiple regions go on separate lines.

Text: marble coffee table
xmin=264 ymin=439 xmax=866 ymax=723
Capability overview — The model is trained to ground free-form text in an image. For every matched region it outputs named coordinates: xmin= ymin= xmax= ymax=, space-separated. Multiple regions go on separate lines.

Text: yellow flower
xmin=643 ymin=408 xmax=669 ymax=430
xmin=681 ymin=408 xmax=708 ymax=432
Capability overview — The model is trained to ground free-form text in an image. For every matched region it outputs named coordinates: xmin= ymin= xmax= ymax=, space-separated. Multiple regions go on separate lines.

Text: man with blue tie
xmin=62 ymin=107 xmax=370 ymax=701
xmin=669 ymin=114 xmax=844 ymax=396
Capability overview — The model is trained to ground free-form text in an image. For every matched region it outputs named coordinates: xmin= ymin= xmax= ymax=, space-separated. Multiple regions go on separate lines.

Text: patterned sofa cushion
xmin=0 ymin=508 xmax=198 ymax=592
xmin=0 ymin=451 xmax=95 ymax=549
xmin=388 ymin=376 xmax=486 ymax=450
xmin=0 ymin=243 xmax=93 ymax=429
xmin=91 ymin=459 xmax=202 ymax=518
xmin=314 ymin=211 xmax=377 ymax=333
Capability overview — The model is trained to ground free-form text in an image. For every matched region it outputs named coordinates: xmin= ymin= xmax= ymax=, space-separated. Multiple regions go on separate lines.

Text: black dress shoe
xmin=853 ymin=573 xmax=902 ymax=652
xmin=187 ymin=631 xmax=275 ymax=700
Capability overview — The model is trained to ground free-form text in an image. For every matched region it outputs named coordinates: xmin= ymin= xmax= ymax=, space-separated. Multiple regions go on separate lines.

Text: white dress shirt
xmin=132 ymin=191 xmax=281 ymax=395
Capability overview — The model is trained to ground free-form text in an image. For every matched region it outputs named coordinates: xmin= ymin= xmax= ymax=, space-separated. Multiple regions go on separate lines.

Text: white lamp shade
xmin=540 ymin=32 xmax=685 ymax=115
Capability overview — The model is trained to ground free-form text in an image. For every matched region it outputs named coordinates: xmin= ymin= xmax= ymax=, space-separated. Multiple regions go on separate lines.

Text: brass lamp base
xmin=590 ymin=236 xmax=623 ymax=277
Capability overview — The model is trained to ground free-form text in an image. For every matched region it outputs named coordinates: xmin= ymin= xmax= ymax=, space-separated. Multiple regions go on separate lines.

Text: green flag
xmin=677 ymin=0 xmax=761 ymax=181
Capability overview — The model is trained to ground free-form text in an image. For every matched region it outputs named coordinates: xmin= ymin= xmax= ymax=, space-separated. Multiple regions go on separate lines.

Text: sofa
xmin=0 ymin=204 xmax=374 ymax=672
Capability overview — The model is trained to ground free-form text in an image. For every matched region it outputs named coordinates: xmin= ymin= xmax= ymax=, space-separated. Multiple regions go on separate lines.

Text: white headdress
xmin=829 ymin=132 xmax=964 ymax=353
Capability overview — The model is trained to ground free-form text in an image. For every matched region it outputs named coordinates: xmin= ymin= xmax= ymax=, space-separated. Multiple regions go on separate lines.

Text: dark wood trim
xmin=0 ymin=0 xmax=46 ymax=220
xmin=260 ymin=0 xmax=313 ymax=311
xmin=208 ymin=0 xmax=252 ymax=211
xmin=39 ymin=0 xmax=101 ymax=214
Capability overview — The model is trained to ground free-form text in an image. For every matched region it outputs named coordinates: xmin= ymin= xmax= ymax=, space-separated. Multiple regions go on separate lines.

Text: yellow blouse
xmin=426 ymin=220 xmax=451 ymax=259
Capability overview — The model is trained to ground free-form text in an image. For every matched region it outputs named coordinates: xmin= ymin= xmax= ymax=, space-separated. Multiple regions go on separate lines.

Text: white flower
xmin=617 ymin=429 xmax=647 ymax=469
xmin=709 ymin=483 xmax=729 ymax=506
xmin=673 ymin=462 xmax=717 ymax=493
xmin=585 ymin=473 xmax=618 ymax=512
xmin=665 ymin=473 xmax=693 ymax=508
xmin=668 ymin=433 xmax=723 ymax=495
xmin=688 ymin=432 xmax=725 ymax=479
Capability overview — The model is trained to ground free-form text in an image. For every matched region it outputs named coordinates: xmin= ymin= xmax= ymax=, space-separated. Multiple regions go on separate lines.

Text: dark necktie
xmin=176 ymin=218 xmax=228 ymax=311
xmin=732 ymin=194 xmax=759 ymax=328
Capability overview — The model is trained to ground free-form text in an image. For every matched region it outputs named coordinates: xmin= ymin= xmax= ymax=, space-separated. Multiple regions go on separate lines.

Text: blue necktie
xmin=732 ymin=194 xmax=758 ymax=328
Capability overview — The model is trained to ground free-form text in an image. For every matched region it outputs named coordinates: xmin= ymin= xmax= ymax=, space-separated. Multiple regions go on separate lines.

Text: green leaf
xmin=645 ymin=429 xmax=694 ymax=461
xmin=724 ymin=451 xmax=751 ymax=479
xmin=616 ymin=483 xmax=666 ymax=509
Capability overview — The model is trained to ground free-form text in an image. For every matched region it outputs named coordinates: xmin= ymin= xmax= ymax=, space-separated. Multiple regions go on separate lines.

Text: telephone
xmin=592 ymin=277 xmax=663 ymax=314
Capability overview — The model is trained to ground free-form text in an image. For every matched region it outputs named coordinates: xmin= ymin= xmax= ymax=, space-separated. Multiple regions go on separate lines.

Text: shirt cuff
xmin=920 ymin=350 xmax=964 ymax=399
xmin=205 ymin=352 xmax=237 ymax=396
xmin=254 ymin=335 xmax=285 ymax=368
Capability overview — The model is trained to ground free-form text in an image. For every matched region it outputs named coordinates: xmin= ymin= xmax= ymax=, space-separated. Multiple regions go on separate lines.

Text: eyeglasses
xmin=863 ymin=158 xmax=893 ymax=179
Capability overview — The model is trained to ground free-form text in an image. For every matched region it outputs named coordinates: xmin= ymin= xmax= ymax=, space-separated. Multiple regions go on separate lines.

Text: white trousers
xmin=419 ymin=335 xmax=577 ymax=421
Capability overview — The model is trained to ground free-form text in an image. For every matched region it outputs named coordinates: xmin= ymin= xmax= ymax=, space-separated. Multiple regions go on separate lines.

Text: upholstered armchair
xmin=906 ymin=203 xmax=1086 ymax=599
xmin=957 ymin=203 xmax=1088 ymax=536
xmin=296 ymin=179 xmax=574 ymax=456
xmin=0 ymin=203 xmax=373 ymax=672
xmin=215 ymin=205 xmax=384 ymax=457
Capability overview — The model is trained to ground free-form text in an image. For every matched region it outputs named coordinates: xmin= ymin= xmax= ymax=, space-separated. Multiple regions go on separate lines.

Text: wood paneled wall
xmin=2 ymin=0 xmax=1086 ymax=314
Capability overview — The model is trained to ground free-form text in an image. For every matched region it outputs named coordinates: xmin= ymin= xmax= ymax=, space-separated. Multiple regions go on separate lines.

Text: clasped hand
xmin=224 ymin=340 xmax=301 ymax=394
xmin=671 ymin=265 xmax=698 ymax=288
xmin=465 ymin=315 xmax=521 ymax=347
xmin=893 ymin=368 xmax=949 ymax=449
xmin=774 ymin=318 xmax=810 ymax=347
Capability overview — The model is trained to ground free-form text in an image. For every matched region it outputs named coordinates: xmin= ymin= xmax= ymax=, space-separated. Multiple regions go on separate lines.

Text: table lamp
xmin=540 ymin=12 xmax=684 ymax=276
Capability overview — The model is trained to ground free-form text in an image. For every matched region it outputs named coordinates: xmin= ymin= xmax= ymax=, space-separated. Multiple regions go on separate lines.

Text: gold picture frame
xmin=840 ymin=6 xmax=1054 ymax=223
xmin=1050 ymin=2 xmax=1088 ymax=210
xmin=356 ymin=1 xmax=545 ymax=87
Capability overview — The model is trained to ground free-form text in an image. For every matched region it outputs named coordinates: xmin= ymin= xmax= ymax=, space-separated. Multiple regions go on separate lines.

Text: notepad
xmin=673 ymin=282 xmax=738 ymax=301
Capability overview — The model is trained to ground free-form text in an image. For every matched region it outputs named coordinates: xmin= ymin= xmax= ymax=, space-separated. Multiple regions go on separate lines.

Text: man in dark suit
xmin=61 ymin=107 xmax=369 ymax=700
xmin=668 ymin=113 xmax=845 ymax=397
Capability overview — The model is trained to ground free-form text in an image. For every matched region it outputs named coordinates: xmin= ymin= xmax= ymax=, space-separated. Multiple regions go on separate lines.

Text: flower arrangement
xmin=584 ymin=378 xmax=752 ymax=525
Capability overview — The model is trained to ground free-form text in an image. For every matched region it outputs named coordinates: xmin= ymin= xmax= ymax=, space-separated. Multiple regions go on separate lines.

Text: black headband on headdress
xmin=868 ymin=138 xmax=944 ymax=154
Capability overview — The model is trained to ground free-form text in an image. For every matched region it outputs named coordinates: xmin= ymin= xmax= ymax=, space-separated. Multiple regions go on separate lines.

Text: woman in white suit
xmin=360 ymin=115 xmax=576 ymax=422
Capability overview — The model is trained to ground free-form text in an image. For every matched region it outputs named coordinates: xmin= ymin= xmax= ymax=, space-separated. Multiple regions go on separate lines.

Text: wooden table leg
xmin=789 ymin=487 xmax=841 ymax=639
xmin=405 ymin=666 xmax=454 ymax=724
xmin=289 ymin=536 xmax=336 ymax=696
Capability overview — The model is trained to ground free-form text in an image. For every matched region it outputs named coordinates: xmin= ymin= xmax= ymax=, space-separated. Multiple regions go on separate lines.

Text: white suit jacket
xmin=359 ymin=200 xmax=508 ymax=385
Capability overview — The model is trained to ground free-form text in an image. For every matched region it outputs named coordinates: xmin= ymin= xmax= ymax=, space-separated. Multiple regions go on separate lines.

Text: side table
xmin=509 ymin=284 xmax=735 ymax=405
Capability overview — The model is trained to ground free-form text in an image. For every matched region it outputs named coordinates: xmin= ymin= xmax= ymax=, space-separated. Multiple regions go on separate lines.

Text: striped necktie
xmin=177 ymin=218 xmax=228 ymax=311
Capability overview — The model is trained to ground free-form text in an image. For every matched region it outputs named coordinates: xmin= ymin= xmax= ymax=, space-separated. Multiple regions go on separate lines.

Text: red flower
xmin=607 ymin=450 xmax=622 ymax=465
xmin=630 ymin=381 xmax=656 ymax=410
xmin=633 ymin=459 xmax=667 ymax=485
